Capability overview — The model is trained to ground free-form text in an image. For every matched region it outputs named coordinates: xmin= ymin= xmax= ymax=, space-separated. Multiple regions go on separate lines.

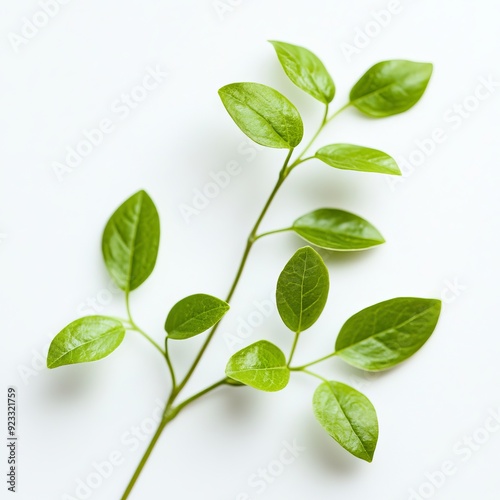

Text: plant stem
xmin=254 ymin=227 xmax=292 ymax=241
xmin=300 ymin=368 xmax=329 ymax=383
xmin=164 ymin=339 xmax=177 ymax=389
xmin=125 ymin=293 xmax=165 ymax=357
xmin=291 ymin=104 xmax=329 ymax=166
xmin=120 ymin=412 xmax=170 ymax=500
xmin=288 ymin=332 xmax=300 ymax=366
xmin=174 ymin=148 xmax=295 ymax=397
xmin=326 ymin=102 xmax=351 ymax=124
xmin=292 ymin=351 xmax=337 ymax=370
xmin=122 ymin=103 xmax=351 ymax=497
xmin=120 ymin=379 xmax=228 ymax=500
xmin=289 ymin=101 xmax=351 ymax=170
xmin=175 ymin=378 xmax=228 ymax=413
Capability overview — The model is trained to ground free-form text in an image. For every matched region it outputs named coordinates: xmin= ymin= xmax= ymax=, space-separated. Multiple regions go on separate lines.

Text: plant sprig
xmin=46 ymin=41 xmax=439 ymax=499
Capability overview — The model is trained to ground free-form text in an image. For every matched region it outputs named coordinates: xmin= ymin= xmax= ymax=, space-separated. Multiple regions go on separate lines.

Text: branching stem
xmin=122 ymin=102 xmax=350 ymax=499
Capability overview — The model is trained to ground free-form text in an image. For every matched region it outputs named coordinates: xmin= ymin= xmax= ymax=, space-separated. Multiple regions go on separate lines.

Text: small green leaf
xmin=47 ymin=316 xmax=125 ymax=368
xmin=292 ymin=209 xmax=385 ymax=251
xmin=276 ymin=246 xmax=329 ymax=333
xmin=225 ymin=340 xmax=290 ymax=391
xmin=350 ymin=60 xmax=433 ymax=117
xmin=218 ymin=82 xmax=304 ymax=149
xmin=336 ymin=298 xmax=441 ymax=371
xmin=315 ymin=144 xmax=400 ymax=175
xmin=165 ymin=294 xmax=230 ymax=340
xmin=269 ymin=40 xmax=335 ymax=104
xmin=313 ymin=381 xmax=378 ymax=462
xmin=102 ymin=190 xmax=160 ymax=292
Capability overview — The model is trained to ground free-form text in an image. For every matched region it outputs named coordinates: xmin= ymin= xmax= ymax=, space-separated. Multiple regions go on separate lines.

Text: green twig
xmin=295 ymin=368 xmax=329 ymax=383
xmin=254 ymin=227 xmax=292 ymax=241
xmin=292 ymin=351 xmax=337 ymax=370
xmin=120 ymin=379 xmax=228 ymax=500
xmin=288 ymin=332 xmax=300 ymax=366
xmin=165 ymin=339 xmax=177 ymax=389
xmin=122 ymin=104 xmax=350 ymax=498
xmin=174 ymin=148 xmax=295 ymax=398
xmin=125 ymin=292 xmax=166 ymax=357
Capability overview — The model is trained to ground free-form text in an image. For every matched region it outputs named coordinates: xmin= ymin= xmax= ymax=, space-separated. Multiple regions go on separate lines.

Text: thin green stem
xmin=292 ymin=351 xmax=337 ymax=371
xmin=174 ymin=148 xmax=295 ymax=398
xmin=290 ymin=156 xmax=315 ymax=168
xmin=120 ymin=379 xmax=229 ymax=500
xmin=122 ymin=100 xmax=352 ymax=499
xmin=175 ymin=378 xmax=228 ymax=413
xmin=300 ymin=368 xmax=329 ymax=383
xmin=121 ymin=410 xmax=170 ymax=500
xmin=165 ymin=339 xmax=177 ymax=389
xmin=125 ymin=292 xmax=166 ymax=357
xmin=291 ymin=104 xmax=329 ymax=166
xmin=287 ymin=332 xmax=300 ymax=366
xmin=254 ymin=227 xmax=292 ymax=241
xmin=289 ymin=101 xmax=351 ymax=170
xmin=326 ymin=102 xmax=351 ymax=124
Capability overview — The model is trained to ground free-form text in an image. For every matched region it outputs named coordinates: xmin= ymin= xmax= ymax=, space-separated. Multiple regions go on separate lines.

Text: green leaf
xmin=47 ymin=316 xmax=125 ymax=368
xmin=165 ymin=294 xmax=230 ymax=340
xmin=102 ymin=190 xmax=160 ymax=292
xmin=335 ymin=298 xmax=441 ymax=371
xmin=350 ymin=60 xmax=433 ymax=117
xmin=269 ymin=40 xmax=335 ymax=104
xmin=225 ymin=340 xmax=290 ymax=391
xmin=292 ymin=209 xmax=385 ymax=251
xmin=315 ymin=144 xmax=400 ymax=175
xmin=276 ymin=246 xmax=329 ymax=333
xmin=313 ymin=381 xmax=378 ymax=462
xmin=218 ymin=82 xmax=304 ymax=149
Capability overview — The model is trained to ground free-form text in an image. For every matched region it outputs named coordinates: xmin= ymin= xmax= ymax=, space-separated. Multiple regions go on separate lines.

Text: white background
xmin=1 ymin=0 xmax=500 ymax=499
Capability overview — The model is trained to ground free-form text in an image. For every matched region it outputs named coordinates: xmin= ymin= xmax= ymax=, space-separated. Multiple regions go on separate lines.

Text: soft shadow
xmin=333 ymin=360 xmax=401 ymax=386
xmin=41 ymin=363 xmax=101 ymax=401
xmin=218 ymin=385 xmax=260 ymax=420
xmin=299 ymin=411 xmax=362 ymax=476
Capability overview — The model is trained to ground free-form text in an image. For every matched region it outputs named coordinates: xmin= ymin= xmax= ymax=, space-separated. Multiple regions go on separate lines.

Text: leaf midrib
xmin=172 ymin=304 xmax=228 ymax=332
xmin=279 ymin=44 xmax=326 ymax=100
xmin=126 ymin=192 xmax=144 ymax=292
xmin=325 ymin=383 xmax=371 ymax=460
xmin=336 ymin=305 xmax=436 ymax=354
xmin=49 ymin=325 xmax=123 ymax=367
xmin=351 ymin=79 xmax=405 ymax=106
xmin=227 ymin=89 xmax=289 ymax=147
xmin=231 ymin=365 xmax=287 ymax=373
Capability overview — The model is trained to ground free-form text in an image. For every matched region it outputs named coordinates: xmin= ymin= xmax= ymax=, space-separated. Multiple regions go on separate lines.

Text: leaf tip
xmin=432 ymin=298 xmax=442 ymax=311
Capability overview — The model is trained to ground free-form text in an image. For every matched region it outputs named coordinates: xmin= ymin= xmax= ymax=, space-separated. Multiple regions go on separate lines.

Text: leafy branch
xmin=46 ymin=40 xmax=439 ymax=500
